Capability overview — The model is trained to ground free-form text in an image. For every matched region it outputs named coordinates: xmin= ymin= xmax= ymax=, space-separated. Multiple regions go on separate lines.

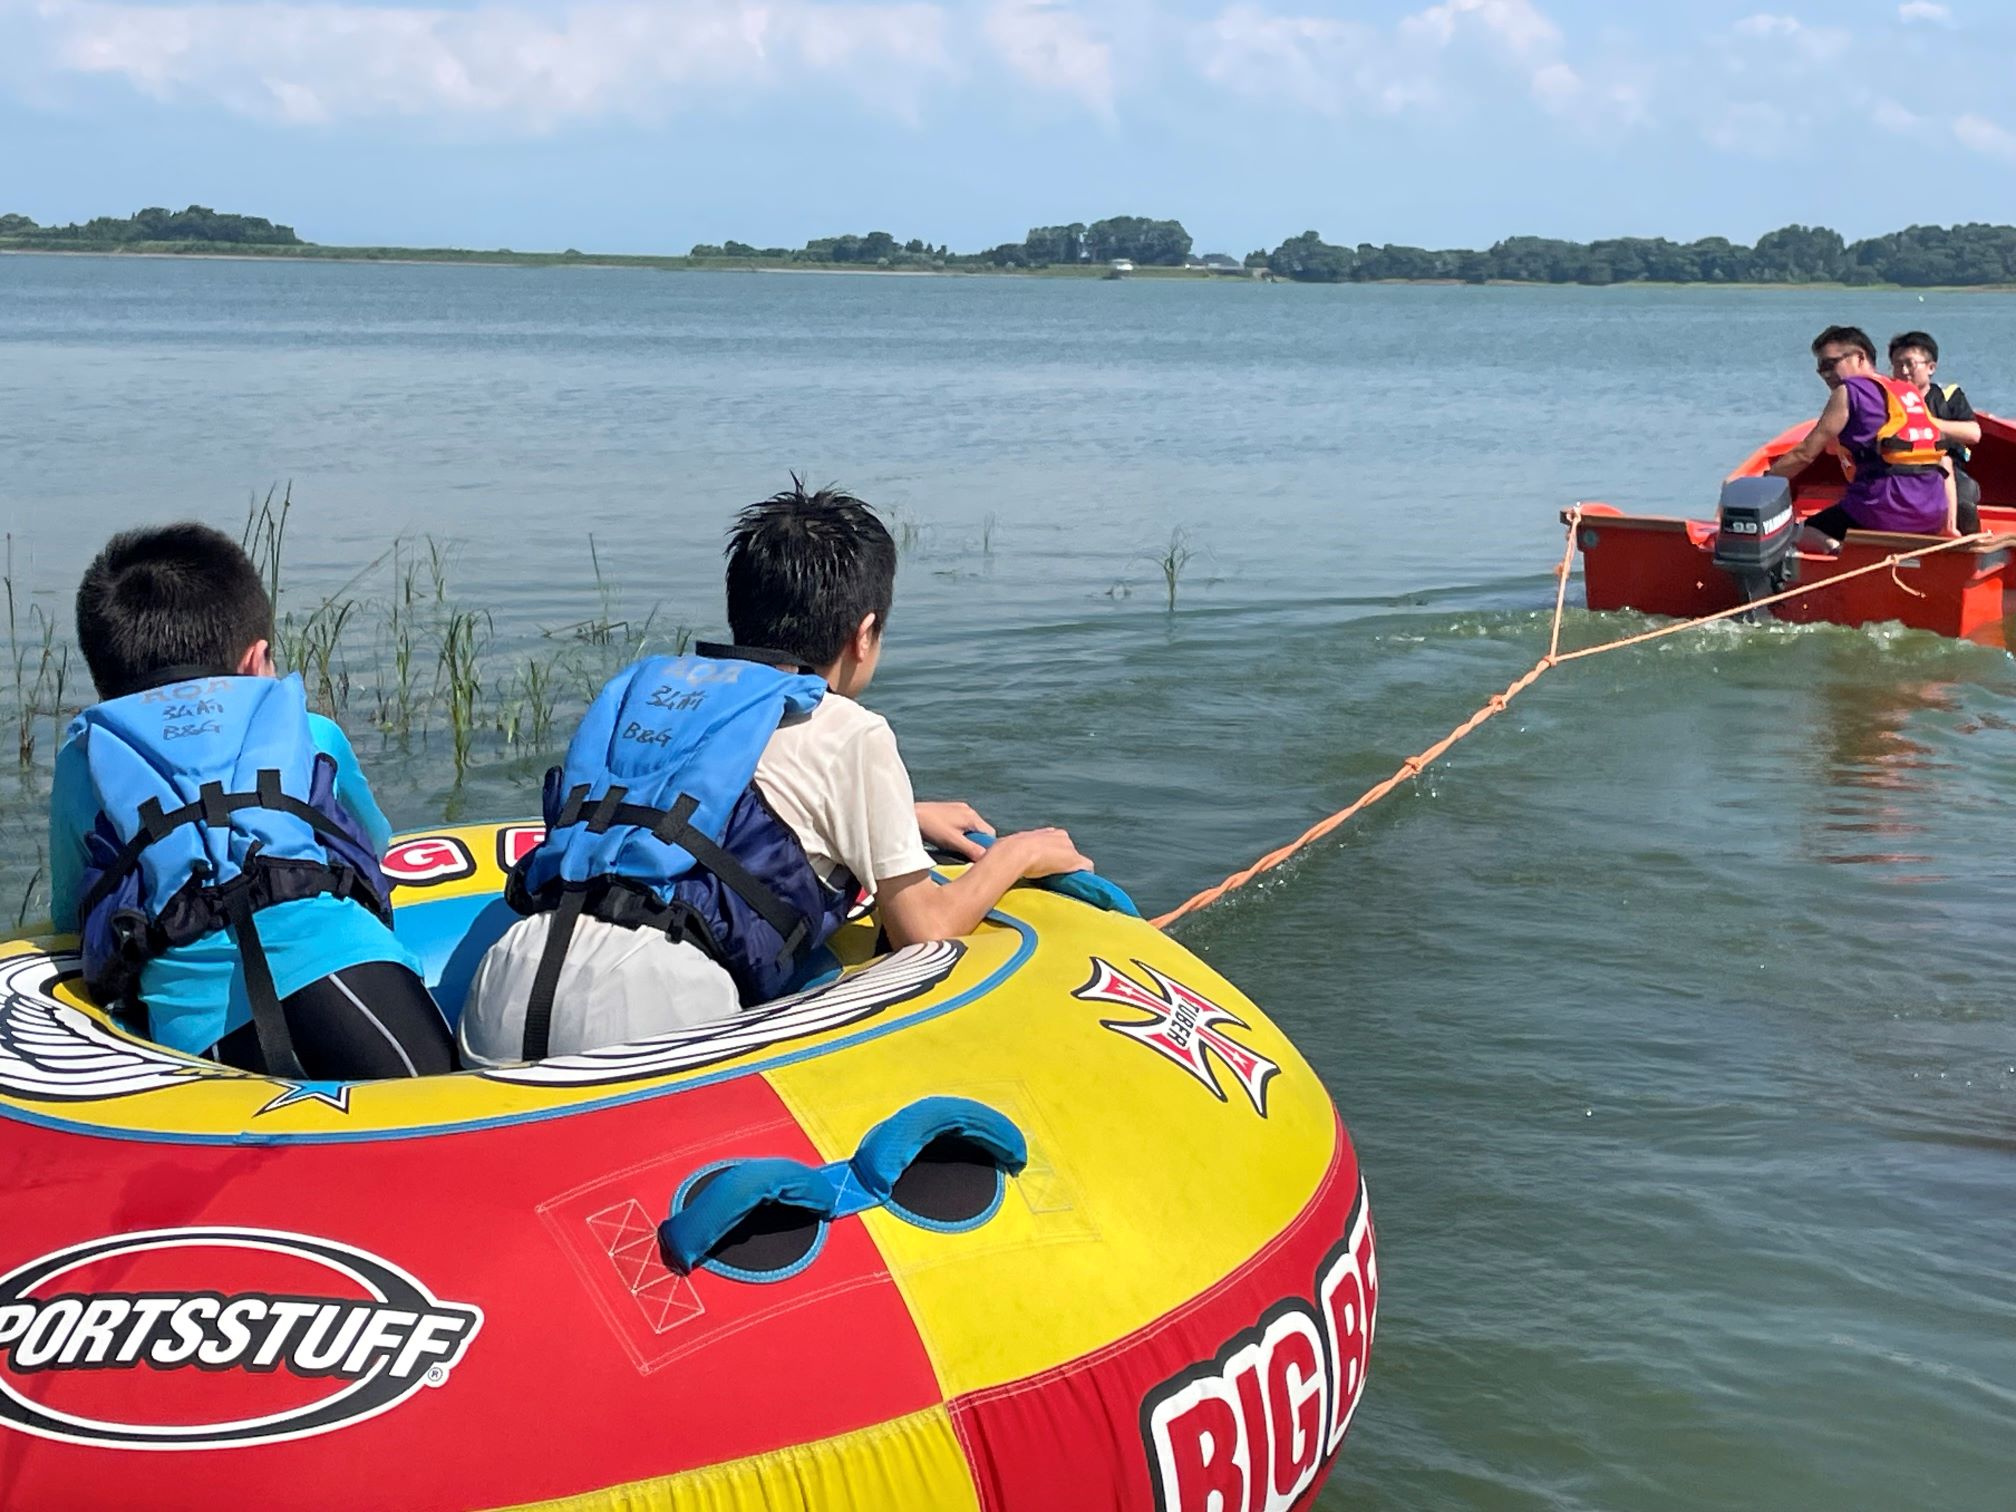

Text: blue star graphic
xmin=255 ymin=1080 xmax=354 ymax=1115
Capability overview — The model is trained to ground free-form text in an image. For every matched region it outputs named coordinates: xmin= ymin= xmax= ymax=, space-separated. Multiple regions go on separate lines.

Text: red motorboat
xmin=1567 ymin=415 xmax=2016 ymax=640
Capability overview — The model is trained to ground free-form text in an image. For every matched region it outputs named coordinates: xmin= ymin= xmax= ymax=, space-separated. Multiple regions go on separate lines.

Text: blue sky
xmin=3 ymin=0 xmax=2014 ymax=256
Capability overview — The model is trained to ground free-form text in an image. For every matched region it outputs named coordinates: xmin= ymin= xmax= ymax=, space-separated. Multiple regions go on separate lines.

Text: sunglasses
xmin=661 ymin=1096 xmax=1028 ymax=1283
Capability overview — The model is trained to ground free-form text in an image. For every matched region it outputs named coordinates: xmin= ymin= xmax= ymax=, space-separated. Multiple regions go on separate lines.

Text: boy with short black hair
xmin=52 ymin=522 xmax=452 ymax=1078
xmin=1889 ymin=330 xmax=1984 ymax=533
xmin=460 ymin=482 xmax=1090 ymax=1064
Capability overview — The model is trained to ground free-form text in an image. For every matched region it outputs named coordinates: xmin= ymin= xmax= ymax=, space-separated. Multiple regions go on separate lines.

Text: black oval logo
xmin=0 ymin=1228 xmax=483 ymax=1450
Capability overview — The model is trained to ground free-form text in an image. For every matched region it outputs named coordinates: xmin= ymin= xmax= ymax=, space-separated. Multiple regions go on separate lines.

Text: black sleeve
xmin=1943 ymin=385 xmax=1977 ymax=422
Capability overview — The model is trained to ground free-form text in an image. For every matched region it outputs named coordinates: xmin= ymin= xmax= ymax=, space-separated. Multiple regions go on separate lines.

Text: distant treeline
xmin=0 ymin=206 xmax=299 ymax=247
xmin=14 ymin=204 xmax=2016 ymax=287
xmin=690 ymin=216 xmax=1198 ymax=270
xmin=979 ymin=217 xmax=1196 ymax=268
xmin=696 ymin=218 xmax=2016 ymax=285
xmin=1256 ymin=223 xmax=2016 ymax=287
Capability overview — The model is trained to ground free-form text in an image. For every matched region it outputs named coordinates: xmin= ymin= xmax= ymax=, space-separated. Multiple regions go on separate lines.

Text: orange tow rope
xmin=1149 ymin=512 xmax=1995 ymax=930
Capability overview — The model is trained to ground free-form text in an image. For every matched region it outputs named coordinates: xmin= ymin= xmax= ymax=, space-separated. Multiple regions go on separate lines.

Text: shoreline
xmin=4 ymin=244 xmax=2010 ymax=293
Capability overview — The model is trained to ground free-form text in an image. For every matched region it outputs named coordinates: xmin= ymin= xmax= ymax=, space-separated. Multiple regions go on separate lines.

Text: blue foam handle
xmin=660 ymin=1158 xmax=832 ymax=1273
xmin=850 ymin=1096 xmax=1028 ymax=1206
xmin=961 ymin=831 xmax=1140 ymax=917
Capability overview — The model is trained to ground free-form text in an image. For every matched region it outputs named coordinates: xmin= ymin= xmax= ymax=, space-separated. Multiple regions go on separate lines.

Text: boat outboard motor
xmin=1711 ymin=475 xmax=1798 ymax=615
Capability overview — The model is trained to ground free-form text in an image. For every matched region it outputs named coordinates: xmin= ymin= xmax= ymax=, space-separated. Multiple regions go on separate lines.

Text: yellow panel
xmin=488 ymin=1404 xmax=980 ymax=1512
xmin=762 ymin=884 xmax=1337 ymax=1399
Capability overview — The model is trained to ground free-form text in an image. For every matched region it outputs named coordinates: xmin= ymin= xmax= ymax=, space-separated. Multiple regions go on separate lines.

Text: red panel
xmin=949 ymin=1120 xmax=1375 ymax=1512
xmin=0 ymin=1081 xmax=940 ymax=1512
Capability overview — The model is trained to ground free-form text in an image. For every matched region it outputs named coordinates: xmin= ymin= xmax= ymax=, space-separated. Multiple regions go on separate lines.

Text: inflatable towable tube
xmin=0 ymin=822 xmax=1376 ymax=1511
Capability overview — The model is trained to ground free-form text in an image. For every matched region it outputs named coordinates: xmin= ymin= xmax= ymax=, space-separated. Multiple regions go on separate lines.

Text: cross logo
xmin=1075 ymin=957 xmax=1280 ymax=1116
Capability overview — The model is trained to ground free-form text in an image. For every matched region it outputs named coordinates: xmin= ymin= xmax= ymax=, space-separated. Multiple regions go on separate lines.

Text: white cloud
xmin=1401 ymin=0 xmax=1561 ymax=56
xmin=1190 ymin=0 xmax=1640 ymax=128
xmin=18 ymin=0 xmax=957 ymax=128
xmin=0 ymin=0 xmax=1988 ymax=153
xmin=982 ymin=0 xmax=1112 ymax=115
xmin=1898 ymin=1 xmax=1953 ymax=22
xmin=1730 ymin=13 xmax=1849 ymax=61
xmin=1189 ymin=7 xmax=1430 ymax=117
xmin=1873 ymin=99 xmax=1924 ymax=134
xmin=1954 ymin=113 xmax=2016 ymax=162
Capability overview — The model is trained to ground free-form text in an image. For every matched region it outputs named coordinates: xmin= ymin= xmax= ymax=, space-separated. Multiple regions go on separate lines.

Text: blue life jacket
xmin=506 ymin=646 xmax=857 ymax=1059
xmin=73 ymin=672 xmax=393 ymax=1076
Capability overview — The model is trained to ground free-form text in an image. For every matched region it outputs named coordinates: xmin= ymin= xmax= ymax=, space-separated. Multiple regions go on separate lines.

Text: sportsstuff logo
xmin=1142 ymin=1192 xmax=1376 ymax=1511
xmin=0 ymin=1228 xmax=482 ymax=1450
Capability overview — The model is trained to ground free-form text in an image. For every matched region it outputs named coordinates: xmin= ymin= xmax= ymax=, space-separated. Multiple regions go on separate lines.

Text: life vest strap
xmin=220 ymin=884 xmax=307 ymax=1081
xmin=520 ymin=888 xmax=587 ymax=1063
xmin=543 ymin=785 xmax=813 ymax=963
xmin=80 ymin=768 xmax=377 ymax=924
xmin=84 ymin=858 xmax=392 ymax=1019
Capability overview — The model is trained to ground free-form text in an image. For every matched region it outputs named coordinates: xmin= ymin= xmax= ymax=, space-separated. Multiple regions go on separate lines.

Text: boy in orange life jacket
xmin=1889 ymin=330 xmax=1983 ymax=534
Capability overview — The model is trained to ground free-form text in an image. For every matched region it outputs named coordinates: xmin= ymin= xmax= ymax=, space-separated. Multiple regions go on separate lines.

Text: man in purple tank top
xmin=1767 ymin=324 xmax=1955 ymax=546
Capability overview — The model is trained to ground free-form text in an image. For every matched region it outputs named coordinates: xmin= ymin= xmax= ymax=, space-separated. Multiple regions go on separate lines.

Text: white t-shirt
xmin=754 ymin=693 xmax=933 ymax=895
xmin=458 ymin=690 xmax=932 ymax=1066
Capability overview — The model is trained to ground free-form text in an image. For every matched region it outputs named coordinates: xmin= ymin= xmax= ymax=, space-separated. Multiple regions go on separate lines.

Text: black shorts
xmin=211 ymin=960 xmax=455 ymax=1079
xmin=1805 ymin=500 xmax=1973 ymax=540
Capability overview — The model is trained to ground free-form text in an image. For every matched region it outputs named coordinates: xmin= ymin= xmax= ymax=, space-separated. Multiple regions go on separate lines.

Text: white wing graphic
xmin=0 ymin=950 xmax=225 ymax=1102
xmin=484 ymin=939 xmax=966 ymax=1088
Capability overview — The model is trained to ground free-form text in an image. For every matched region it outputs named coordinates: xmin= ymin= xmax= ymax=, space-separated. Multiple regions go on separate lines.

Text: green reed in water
xmin=4 ymin=536 xmax=70 ymax=772
xmin=1158 ymin=527 xmax=1195 ymax=611
xmin=435 ymin=607 xmax=490 ymax=774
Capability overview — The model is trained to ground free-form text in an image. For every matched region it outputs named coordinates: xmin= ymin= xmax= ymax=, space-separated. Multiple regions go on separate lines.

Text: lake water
xmin=4 ymin=254 xmax=2014 ymax=1509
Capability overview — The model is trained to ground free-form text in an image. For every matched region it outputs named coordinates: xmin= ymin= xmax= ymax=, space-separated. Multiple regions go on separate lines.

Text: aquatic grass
xmin=1157 ymin=528 xmax=1196 ymax=611
xmin=242 ymin=484 xmax=291 ymax=611
xmin=5 ymin=538 xmax=72 ymax=772
xmin=884 ymin=505 xmax=926 ymax=557
xmin=13 ymin=857 xmax=43 ymax=930
xmin=375 ymin=547 xmax=425 ymax=735
xmin=283 ymin=597 xmax=359 ymax=715
xmin=495 ymin=651 xmax=565 ymax=750
xmin=980 ymin=512 xmax=999 ymax=558
xmin=436 ymin=607 xmax=492 ymax=775
xmin=3 ymin=494 xmax=708 ymax=851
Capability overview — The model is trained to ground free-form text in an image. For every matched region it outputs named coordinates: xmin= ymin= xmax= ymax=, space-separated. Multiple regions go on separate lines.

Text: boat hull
xmin=1570 ymin=413 xmax=2016 ymax=641
xmin=1571 ymin=505 xmax=2013 ymax=638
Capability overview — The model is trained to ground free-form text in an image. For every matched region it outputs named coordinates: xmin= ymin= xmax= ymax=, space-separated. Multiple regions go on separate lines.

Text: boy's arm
xmin=878 ymin=829 xmax=1093 ymax=948
xmin=307 ymin=714 xmax=394 ymax=853
xmin=836 ymin=719 xmax=1088 ymax=947
xmin=914 ymin=800 xmax=994 ymax=861
xmin=1935 ymin=413 xmax=1982 ymax=449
